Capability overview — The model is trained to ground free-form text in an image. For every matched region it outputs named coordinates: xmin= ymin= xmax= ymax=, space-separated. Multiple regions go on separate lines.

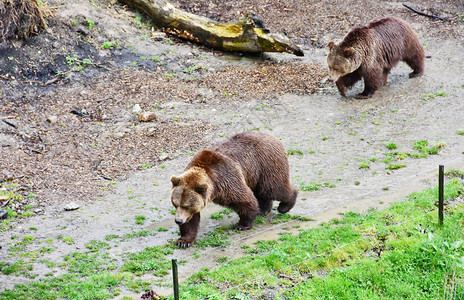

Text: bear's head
xmin=170 ymin=167 xmax=213 ymax=225
xmin=327 ymin=41 xmax=362 ymax=81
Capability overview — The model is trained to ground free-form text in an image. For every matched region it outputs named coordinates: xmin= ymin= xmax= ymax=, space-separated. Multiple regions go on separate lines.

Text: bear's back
xmin=205 ymin=132 xmax=289 ymax=189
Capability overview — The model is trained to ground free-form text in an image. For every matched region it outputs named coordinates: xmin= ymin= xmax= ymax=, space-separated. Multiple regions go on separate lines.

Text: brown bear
xmin=170 ymin=131 xmax=298 ymax=248
xmin=327 ymin=16 xmax=425 ymax=99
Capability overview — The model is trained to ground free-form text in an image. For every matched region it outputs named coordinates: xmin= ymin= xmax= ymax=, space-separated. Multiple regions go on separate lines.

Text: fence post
xmin=172 ymin=258 xmax=179 ymax=300
xmin=438 ymin=165 xmax=444 ymax=225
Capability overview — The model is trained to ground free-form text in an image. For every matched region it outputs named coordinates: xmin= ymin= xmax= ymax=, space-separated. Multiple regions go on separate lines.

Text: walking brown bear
xmin=170 ymin=131 xmax=298 ymax=248
xmin=327 ymin=16 xmax=425 ymax=99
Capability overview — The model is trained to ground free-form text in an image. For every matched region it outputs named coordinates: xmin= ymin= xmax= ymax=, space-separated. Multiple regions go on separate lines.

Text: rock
xmin=0 ymin=210 xmax=8 ymax=220
xmin=47 ymin=116 xmax=58 ymax=123
xmin=132 ymin=104 xmax=142 ymax=114
xmin=152 ymin=32 xmax=167 ymax=40
xmin=64 ymin=202 xmax=80 ymax=211
xmin=76 ymin=26 xmax=90 ymax=36
xmin=113 ymin=132 xmax=125 ymax=139
xmin=139 ymin=111 xmax=157 ymax=122
xmin=159 ymin=153 xmax=169 ymax=161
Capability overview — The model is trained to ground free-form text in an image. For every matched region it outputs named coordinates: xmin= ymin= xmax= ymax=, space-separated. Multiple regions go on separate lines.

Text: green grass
xmin=195 ymin=226 xmax=232 ymax=249
xmin=177 ymin=177 xmax=464 ymax=299
xmin=101 ymin=40 xmax=118 ymax=49
xmin=122 ymin=230 xmax=157 ymax=240
xmin=381 ymin=140 xmax=444 ymax=168
xmin=57 ymin=235 xmax=74 ymax=245
xmin=445 ymin=169 xmax=464 ymax=179
xmin=300 ymin=181 xmax=335 ymax=191
xmin=359 ymin=162 xmax=370 ymax=169
xmin=2 ymin=176 xmax=463 ymax=299
xmin=135 ymin=215 xmax=146 ymax=225
xmin=0 ymin=241 xmax=173 ymax=299
xmin=385 ymin=163 xmax=406 ymax=170
xmin=210 ymin=209 xmax=233 ymax=220
xmin=270 ymin=214 xmax=314 ymax=224
xmin=385 ymin=142 xmax=397 ymax=150
xmin=287 ymin=149 xmax=304 ymax=156
xmin=121 ymin=246 xmax=173 ymax=277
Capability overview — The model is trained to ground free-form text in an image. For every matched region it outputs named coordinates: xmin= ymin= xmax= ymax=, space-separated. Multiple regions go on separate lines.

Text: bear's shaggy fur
xmin=170 ymin=131 xmax=298 ymax=248
xmin=327 ymin=17 xmax=425 ymax=99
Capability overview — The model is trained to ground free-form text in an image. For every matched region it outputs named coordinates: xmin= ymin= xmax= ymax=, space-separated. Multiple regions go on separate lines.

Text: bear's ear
xmin=194 ymin=183 xmax=208 ymax=195
xmin=343 ymin=48 xmax=356 ymax=58
xmin=171 ymin=176 xmax=180 ymax=187
xmin=328 ymin=41 xmax=335 ymax=51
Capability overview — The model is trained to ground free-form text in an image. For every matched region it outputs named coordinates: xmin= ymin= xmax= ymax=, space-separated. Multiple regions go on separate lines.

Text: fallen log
xmin=119 ymin=0 xmax=304 ymax=56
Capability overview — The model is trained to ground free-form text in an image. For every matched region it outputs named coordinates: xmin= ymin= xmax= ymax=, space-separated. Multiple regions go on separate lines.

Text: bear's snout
xmin=175 ymin=218 xmax=184 ymax=225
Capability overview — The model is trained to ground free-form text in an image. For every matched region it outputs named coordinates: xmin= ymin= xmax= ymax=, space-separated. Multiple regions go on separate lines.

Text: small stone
xmin=159 ymin=153 xmax=169 ymax=161
xmin=64 ymin=202 xmax=80 ymax=211
xmin=77 ymin=26 xmax=90 ymax=36
xmin=113 ymin=132 xmax=125 ymax=139
xmin=0 ymin=210 xmax=8 ymax=220
xmin=47 ymin=116 xmax=58 ymax=123
xmin=139 ymin=111 xmax=157 ymax=122
xmin=132 ymin=104 xmax=142 ymax=114
xmin=151 ymin=32 xmax=167 ymax=40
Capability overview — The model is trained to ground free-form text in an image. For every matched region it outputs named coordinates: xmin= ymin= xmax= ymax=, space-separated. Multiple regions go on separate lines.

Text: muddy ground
xmin=1 ymin=0 xmax=464 ymax=297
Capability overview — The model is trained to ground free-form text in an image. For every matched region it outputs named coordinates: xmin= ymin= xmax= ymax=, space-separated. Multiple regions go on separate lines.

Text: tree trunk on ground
xmin=119 ymin=0 xmax=304 ymax=56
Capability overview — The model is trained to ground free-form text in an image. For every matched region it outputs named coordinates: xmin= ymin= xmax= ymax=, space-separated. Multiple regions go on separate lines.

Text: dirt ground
xmin=1 ymin=0 xmax=464 ymax=297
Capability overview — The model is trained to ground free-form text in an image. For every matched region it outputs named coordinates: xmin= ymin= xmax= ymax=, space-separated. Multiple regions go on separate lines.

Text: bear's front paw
xmin=335 ymin=82 xmax=347 ymax=97
xmin=409 ymin=71 xmax=423 ymax=78
xmin=356 ymin=93 xmax=372 ymax=99
xmin=235 ymin=223 xmax=252 ymax=231
xmin=175 ymin=238 xmax=194 ymax=248
xmin=277 ymin=202 xmax=295 ymax=214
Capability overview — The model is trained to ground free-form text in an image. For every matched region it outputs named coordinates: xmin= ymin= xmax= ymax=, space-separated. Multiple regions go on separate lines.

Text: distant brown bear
xmin=170 ymin=131 xmax=298 ymax=248
xmin=327 ymin=17 xmax=425 ymax=99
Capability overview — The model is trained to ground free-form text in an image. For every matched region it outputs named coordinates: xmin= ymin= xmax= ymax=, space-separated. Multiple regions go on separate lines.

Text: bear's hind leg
xmin=176 ymin=212 xmax=200 ymax=248
xmin=256 ymin=195 xmax=273 ymax=216
xmin=229 ymin=190 xmax=259 ymax=231
xmin=404 ymin=55 xmax=424 ymax=78
xmin=277 ymin=188 xmax=298 ymax=214
xmin=383 ymin=68 xmax=391 ymax=85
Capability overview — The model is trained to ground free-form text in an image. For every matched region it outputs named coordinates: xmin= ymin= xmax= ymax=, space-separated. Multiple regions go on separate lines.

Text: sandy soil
xmin=1 ymin=0 xmax=463 ymax=297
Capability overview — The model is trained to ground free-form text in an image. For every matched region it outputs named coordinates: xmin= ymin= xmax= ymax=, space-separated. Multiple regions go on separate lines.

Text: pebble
xmin=152 ymin=32 xmax=167 ymax=40
xmin=47 ymin=116 xmax=58 ymax=123
xmin=159 ymin=153 xmax=169 ymax=161
xmin=113 ymin=132 xmax=125 ymax=139
xmin=139 ymin=111 xmax=157 ymax=122
xmin=132 ymin=104 xmax=142 ymax=114
xmin=64 ymin=202 xmax=80 ymax=211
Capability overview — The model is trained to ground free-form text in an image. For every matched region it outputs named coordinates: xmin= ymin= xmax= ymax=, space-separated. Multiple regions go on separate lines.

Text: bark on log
xmin=119 ymin=0 xmax=304 ymax=56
